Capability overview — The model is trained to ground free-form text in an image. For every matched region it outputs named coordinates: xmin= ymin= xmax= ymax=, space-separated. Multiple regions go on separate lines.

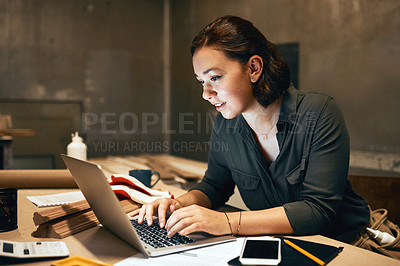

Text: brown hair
xmin=191 ymin=15 xmax=291 ymax=107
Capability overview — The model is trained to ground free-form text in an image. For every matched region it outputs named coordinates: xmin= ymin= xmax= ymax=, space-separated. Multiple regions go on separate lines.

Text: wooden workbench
xmin=0 ymin=156 xmax=399 ymax=265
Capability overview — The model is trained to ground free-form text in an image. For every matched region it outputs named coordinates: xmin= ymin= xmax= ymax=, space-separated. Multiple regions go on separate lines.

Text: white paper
xmin=115 ymin=238 xmax=244 ymax=266
xmin=27 ymin=191 xmax=85 ymax=207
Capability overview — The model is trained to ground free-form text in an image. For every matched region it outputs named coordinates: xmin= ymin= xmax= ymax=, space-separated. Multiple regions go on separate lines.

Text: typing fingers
xmin=129 ymin=208 xmax=141 ymax=217
xmin=165 ymin=205 xmax=198 ymax=237
xmin=157 ymin=200 xmax=172 ymax=228
xmin=177 ymin=223 xmax=200 ymax=236
xmin=144 ymin=203 xmax=156 ymax=225
xmin=165 ymin=205 xmax=228 ymax=237
xmin=137 ymin=204 xmax=148 ymax=224
xmin=136 ymin=203 xmax=155 ymax=225
xmin=167 ymin=215 xmax=195 ymax=237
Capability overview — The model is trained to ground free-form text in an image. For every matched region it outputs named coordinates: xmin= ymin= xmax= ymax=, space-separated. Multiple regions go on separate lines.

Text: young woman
xmin=132 ymin=15 xmax=370 ymax=244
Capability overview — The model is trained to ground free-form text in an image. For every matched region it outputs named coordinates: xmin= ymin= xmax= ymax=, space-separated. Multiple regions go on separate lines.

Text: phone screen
xmin=242 ymin=239 xmax=279 ymax=259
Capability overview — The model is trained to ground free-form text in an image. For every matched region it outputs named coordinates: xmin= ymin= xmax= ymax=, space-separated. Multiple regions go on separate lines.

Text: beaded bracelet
xmin=223 ymin=212 xmax=233 ymax=235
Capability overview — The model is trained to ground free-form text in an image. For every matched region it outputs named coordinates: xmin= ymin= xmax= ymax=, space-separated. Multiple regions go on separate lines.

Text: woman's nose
xmin=202 ymin=84 xmax=216 ymax=100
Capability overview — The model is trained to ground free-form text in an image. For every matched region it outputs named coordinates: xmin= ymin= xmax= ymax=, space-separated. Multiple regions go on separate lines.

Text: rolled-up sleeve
xmin=283 ymin=98 xmax=350 ymax=235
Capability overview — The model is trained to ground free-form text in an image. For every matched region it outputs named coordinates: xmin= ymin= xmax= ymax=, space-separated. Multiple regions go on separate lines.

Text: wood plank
xmin=0 ymin=128 xmax=35 ymax=137
xmin=150 ymin=154 xmax=207 ymax=179
xmin=32 ymin=199 xmax=141 ymax=238
xmin=33 ymin=200 xmax=91 ymax=225
xmin=140 ymin=154 xmax=179 ymax=179
xmin=90 ymin=154 xmax=207 ymax=180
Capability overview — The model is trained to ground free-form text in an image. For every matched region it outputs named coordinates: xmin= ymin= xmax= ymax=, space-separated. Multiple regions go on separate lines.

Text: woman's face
xmin=192 ymin=47 xmax=258 ymax=119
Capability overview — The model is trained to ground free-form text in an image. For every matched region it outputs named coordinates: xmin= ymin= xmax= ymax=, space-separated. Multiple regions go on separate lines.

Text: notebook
xmin=61 ymin=154 xmax=235 ymax=257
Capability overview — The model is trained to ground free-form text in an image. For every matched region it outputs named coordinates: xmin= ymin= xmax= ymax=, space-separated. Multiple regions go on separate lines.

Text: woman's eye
xmin=197 ymin=80 xmax=204 ymax=85
xmin=210 ymin=76 xmax=221 ymax=82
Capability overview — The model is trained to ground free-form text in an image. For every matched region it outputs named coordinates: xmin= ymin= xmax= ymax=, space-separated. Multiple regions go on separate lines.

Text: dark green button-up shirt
xmin=192 ymin=85 xmax=370 ymax=243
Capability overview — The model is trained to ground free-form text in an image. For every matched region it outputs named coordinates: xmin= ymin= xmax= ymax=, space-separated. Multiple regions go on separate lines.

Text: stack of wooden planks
xmin=32 ymin=199 xmax=140 ymax=238
xmin=89 ymin=154 xmax=208 ymax=181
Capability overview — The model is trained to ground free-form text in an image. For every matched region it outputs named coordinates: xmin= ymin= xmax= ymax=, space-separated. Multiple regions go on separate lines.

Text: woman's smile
xmin=211 ymin=101 xmax=226 ymax=111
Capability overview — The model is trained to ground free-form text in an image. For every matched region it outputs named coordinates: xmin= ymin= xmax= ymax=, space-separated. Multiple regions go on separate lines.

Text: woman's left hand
xmin=165 ymin=205 xmax=231 ymax=237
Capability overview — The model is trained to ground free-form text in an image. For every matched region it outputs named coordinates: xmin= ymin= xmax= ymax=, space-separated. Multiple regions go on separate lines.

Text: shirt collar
xmin=226 ymin=84 xmax=300 ymax=131
xmin=278 ymin=84 xmax=300 ymax=125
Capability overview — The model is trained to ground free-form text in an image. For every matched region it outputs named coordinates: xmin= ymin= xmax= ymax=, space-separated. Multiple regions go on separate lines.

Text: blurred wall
xmin=169 ymin=0 xmax=400 ymax=174
xmin=0 ymin=0 xmax=166 ymax=168
xmin=0 ymin=0 xmax=399 ymax=174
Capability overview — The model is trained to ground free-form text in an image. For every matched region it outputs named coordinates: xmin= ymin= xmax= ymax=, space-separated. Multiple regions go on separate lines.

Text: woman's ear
xmin=248 ymin=55 xmax=263 ymax=83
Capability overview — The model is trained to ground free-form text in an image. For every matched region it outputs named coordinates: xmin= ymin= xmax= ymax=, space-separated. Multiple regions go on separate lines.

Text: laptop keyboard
xmin=131 ymin=219 xmax=196 ymax=249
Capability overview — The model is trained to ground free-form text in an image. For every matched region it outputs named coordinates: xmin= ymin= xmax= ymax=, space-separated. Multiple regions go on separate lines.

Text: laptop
xmin=61 ymin=154 xmax=235 ymax=257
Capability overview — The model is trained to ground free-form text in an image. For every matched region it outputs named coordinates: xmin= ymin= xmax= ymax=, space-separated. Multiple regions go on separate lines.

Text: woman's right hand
xmin=130 ymin=198 xmax=183 ymax=228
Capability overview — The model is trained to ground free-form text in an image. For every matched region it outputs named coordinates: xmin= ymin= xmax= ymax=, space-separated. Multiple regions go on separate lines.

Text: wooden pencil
xmin=284 ymin=239 xmax=325 ymax=266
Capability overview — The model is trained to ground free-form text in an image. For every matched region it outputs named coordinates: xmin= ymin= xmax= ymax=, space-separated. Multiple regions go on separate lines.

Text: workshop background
xmin=0 ymin=0 xmax=399 ymax=176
